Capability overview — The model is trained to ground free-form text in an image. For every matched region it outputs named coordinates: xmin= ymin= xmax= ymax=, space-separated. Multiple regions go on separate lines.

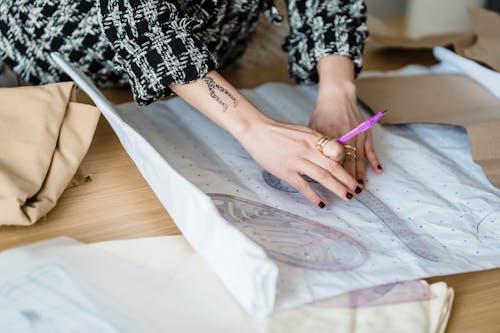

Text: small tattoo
xmin=203 ymin=76 xmax=238 ymax=112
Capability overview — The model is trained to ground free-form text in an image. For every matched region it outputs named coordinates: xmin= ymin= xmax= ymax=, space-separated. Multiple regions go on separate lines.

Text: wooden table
xmin=1 ymin=15 xmax=499 ymax=333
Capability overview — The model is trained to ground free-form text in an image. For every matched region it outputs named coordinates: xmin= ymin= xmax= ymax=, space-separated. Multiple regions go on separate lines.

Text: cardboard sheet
xmin=357 ymin=74 xmax=500 ymax=126
xmin=462 ymin=8 xmax=500 ymax=72
xmin=357 ymin=47 xmax=500 ymax=187
xmin=366 ymin=15 xmax=474 ymax=49
xmin=467 ymin=119 xmax=500 ymax=187
xmin=367 ymin=9 xmax=500 ymax=73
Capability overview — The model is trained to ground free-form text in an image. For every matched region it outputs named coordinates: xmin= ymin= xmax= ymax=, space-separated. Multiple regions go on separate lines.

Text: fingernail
xmin=377 ymin=164 xmax=383 ymax=170
xmin=318 ymin=201 xmax=326 ymax=208
xmin=346 ymin=193 xmax=353 ymax=199
xmin=357 ymin=179 xmax=364 ymax=185
xmin=355 ymin=186 xmax=362 ymax=194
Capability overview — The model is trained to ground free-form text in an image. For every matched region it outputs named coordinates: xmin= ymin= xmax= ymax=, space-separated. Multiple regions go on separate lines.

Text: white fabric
xmin=53 ymin=53 xmax=498 ymax=317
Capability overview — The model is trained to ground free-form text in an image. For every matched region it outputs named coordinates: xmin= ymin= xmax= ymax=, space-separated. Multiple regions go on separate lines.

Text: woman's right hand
xmin=236 ymin=117 xmax=362 ymax=208
xmin=169 ymin=70 xmax=361 ymax=207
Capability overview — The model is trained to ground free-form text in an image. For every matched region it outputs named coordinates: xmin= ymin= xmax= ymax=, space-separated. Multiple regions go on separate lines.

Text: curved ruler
xmin=310 ymin=280 xmax=432 ymax=309
xmin=209 ymin=193 xmax=368 ymax=272
xmin=263 ymin=171 xmax=442 ymax=262
xmin=356 ymin=190 xmax=441 ymax=262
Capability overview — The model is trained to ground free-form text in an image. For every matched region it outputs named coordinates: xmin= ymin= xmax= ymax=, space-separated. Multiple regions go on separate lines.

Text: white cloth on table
xmin=53 ymin=53 xmax=498 ymax=317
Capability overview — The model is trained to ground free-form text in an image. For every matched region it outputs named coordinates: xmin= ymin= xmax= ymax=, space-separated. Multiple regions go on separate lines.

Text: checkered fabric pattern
xmin=0 ymin=0 xmax=367 ymax=106
xmin=283 ymin=0 xmax=368 ymax=83
xmin=0 ymin=0 xmax=128 ymax=87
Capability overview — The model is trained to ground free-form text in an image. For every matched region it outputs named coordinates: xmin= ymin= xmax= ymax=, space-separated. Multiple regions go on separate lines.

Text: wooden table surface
xmin=1 ymin=15 xmax=499 ymax=333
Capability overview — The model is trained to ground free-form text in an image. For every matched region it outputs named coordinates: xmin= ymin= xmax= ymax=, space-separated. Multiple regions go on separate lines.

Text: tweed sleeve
xmin=99 ymin=0 xmax=219 ymax=105
xmin=283 ymin=0 xmax=368 ymax=84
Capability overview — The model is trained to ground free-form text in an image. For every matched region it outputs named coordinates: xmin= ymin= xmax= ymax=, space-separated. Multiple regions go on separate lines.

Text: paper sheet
xmin=0 ymin=240 xmax=134 ymax=333
xmin=53 ymin=54 xmax=499 ymax=317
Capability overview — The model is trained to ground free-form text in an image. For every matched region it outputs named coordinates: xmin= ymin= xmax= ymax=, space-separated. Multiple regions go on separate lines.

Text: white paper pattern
xmin=0 ymin=252 xmax=125 ymax=333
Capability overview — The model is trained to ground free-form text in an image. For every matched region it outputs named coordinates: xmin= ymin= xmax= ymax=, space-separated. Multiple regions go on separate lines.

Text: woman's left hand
xmin=309 ymin=80 xmax=382 ymax=183
xmin=311 ymin=55 xmax=383 ymax=183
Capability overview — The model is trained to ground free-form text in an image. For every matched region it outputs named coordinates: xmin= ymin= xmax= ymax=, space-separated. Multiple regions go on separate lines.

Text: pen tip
xmin=382 ymin=109 xmax=388 ymax=114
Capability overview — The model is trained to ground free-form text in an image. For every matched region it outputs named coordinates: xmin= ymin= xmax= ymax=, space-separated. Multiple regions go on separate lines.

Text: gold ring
xmin=344 ymin=144 xmax=357 ymax=152
xmin=345 ymin=151 xmax=357 ymax=159
xmin=316 ymin=135 xmax=332 ymax=154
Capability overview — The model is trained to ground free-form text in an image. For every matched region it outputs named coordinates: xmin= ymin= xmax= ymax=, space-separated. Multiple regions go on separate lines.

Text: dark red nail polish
xmin=377 ymin=165 xmax=383 ymax=170
xmin=357 ymin=179 xmax=364 ymax=185
xmin=318 ymin=201 xmax=326 ymax=208
xmin=346 ymin=193 xmax=353 ymax=199
xmin=355 ymin=186 xmax=362 ymax=194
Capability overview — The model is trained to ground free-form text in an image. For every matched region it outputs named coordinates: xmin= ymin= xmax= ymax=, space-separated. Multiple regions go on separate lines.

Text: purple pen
xmin=337 ymin=110 xmax=387 ymax=144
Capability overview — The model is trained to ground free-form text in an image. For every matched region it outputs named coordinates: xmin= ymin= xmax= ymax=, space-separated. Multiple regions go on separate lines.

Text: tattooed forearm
xmin=203 ymin=76 xmax=238 ymax=112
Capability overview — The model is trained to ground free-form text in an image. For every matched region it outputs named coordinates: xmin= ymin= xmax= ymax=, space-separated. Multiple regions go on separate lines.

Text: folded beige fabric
xmin=0 ymin=82 xmax=100 ymax=226
xmin=89 ymin=236 xmax=454 ymax=333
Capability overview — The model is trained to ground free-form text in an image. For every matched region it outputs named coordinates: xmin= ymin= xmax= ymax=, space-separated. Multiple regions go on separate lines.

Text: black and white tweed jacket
xmin=0 ymin=0 xmax=367 ymax=105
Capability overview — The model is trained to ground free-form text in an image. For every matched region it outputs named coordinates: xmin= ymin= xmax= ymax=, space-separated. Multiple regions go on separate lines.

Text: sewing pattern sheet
xmin=107 ymin=83 xmax=498 ymax=314
xmin=52 ymin=52 xmax=499 ymax=316
xmin=0 ymin=250 xmax=130 ymax=333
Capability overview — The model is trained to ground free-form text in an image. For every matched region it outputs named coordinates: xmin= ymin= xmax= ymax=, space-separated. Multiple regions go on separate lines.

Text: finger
xmin=300 ymin=160 xmax=355 ymax=201
xmin=308 ymin=153 xmax=361 ymax=192
xmin=356 ymin=157 xmax=366 ymax=185
xmin=343 ymin=143 xmax=356 ymax=179
xmin=365 ymin=131 xmax=383 ymax=173
xmin=355 ymin=136 xmax=366 ymax=184
xmin=342 ymin=137 xmax=357 ymax=179
xmin=288 ymin=174 xmax=326 ymax=208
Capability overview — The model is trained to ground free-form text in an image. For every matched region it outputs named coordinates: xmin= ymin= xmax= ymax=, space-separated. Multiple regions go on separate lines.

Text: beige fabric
xmin=463 ymin=8 xmax=500 ymax=72
xmin=0 ymin=82 xmax=100 ymax=226
xmin=86 ymin=236 xmax=454 ymax=333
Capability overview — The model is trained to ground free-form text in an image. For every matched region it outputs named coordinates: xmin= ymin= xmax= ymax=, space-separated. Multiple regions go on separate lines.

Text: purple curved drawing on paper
xmin=209 ymin=193 xmax=368 ymax=272
xmin=310 ymin=280 xmax=432 ymax=309
xmin=262 ymin=171 xmax=441 ymax=262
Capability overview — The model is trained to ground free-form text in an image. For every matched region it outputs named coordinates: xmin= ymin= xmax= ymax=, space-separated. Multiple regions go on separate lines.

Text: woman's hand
xmin=312 ymin=55 xmax=382 ymax=183
xmin=309 ymin=82 xmax=382 ymax=182
xmin=170 ymin=70 xmax=362 ymax=207
xmin=236 ymin=117 xmax=362 ymax=208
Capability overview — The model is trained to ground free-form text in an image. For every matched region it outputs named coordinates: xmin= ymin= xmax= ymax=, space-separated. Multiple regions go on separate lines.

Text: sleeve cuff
xmin=115 ymin=31 xmax=219 ymax=105
xmin=284 ymin=15 xmax=367 ymax=85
